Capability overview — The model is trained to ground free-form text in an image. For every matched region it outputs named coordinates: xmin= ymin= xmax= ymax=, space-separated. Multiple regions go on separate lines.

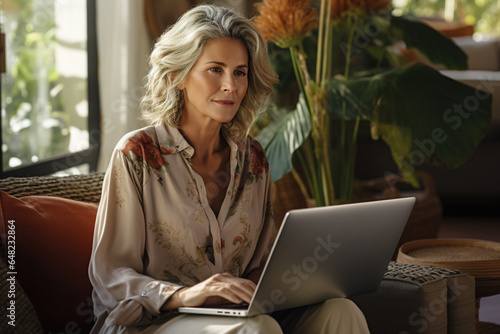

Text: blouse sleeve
xmin=88 ymin=146 xmax=182 ymax=327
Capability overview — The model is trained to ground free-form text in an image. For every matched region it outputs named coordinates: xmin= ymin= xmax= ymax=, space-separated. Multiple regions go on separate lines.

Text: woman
xmin=89 ymin=4 xmax=370 ymax=334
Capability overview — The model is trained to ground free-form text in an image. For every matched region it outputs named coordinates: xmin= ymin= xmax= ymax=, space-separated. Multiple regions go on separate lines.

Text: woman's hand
xmin=162 ymin=272 xmax=256 ymax=310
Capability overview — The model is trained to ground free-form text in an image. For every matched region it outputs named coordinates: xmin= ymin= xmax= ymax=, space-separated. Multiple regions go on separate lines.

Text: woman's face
xmin=180 ymin=38 xmax=249 ymax=127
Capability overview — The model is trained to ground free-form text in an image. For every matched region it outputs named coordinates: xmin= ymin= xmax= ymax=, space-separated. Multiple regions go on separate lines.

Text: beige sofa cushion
xmin=452 ymin=36 xmax=500 ymax=71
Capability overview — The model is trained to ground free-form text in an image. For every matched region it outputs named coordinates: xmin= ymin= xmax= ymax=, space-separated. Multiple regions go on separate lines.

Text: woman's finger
xmin=175 ymin=273 xmax=257 ymax=307
xmin=206 ymin=274 xmax=256 ymax=304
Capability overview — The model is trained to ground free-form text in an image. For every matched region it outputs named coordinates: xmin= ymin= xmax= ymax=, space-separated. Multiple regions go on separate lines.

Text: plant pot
xmin=272 ymin=170 xmax=442 ymax=258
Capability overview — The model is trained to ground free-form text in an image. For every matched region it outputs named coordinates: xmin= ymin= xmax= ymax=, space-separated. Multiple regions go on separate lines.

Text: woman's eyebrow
xmin=204 ymin=61 xmax=248 ymax=69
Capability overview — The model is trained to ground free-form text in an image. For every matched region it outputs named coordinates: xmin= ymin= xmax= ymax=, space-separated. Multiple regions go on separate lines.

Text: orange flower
xmin=330 ymin=0 xmax=390 ymax=19
xmin=254 ymin=0 xmax=318 ymax=48
xmin=122 ymin=131 xmax=174 ymax=170
xmin=233 ymin=236 xmax=242 ymax=245
xmin=249 ymin=138 xmax=269 ymax=175
xmin=216 ymin=239 xmax=226 ymax=253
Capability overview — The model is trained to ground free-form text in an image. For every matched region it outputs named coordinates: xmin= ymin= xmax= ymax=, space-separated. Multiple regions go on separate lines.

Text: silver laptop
xmin=178 ymin=197 xmax=416 ymax=317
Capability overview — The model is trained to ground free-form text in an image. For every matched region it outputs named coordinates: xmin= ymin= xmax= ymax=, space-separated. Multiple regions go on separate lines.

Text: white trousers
xmin=104 ymin=298 xmax=370 ymax=334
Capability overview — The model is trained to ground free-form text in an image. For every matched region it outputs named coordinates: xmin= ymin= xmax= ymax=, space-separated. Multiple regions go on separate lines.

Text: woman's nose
xmin=221 ymin=74 xmax=236 ymax=92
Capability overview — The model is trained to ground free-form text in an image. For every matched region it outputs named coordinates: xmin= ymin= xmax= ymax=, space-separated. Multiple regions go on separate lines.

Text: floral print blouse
xmin=89 ymin=123 xmax=276 ymax=330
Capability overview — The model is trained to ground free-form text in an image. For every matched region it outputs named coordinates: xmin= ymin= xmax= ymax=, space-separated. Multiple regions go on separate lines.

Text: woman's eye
xmin=234 ymin=70 xmax=247 ymax=77
xmin=210 ymin=67 xmax=222 ymax=73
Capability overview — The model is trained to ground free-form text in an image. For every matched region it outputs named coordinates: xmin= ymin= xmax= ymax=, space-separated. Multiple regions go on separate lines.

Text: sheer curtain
xmin=96 ymin=0 xmax=151 ymax=171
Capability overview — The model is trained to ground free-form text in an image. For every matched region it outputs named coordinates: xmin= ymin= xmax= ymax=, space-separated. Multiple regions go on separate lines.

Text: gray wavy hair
xmin=140 ymin=4 xmax=278 ymax=143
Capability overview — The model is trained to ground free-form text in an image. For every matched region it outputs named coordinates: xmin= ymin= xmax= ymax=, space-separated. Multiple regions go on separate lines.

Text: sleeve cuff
xmin=105 ymin=281 xmax=184 ymax=327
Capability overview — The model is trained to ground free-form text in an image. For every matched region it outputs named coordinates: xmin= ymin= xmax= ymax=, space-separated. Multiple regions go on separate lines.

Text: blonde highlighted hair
xmin=140 ymin=4 xmax=278 ymax=143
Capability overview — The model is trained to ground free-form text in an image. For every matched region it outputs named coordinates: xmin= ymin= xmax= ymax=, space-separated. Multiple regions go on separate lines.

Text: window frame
xmin=0 ymin=0 xmax=100 ymax=178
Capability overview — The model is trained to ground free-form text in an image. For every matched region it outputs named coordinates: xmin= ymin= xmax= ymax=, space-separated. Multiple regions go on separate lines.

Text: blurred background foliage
xmin=252 ymin=0 xmax=499 ymax=135
xmin=392 ymin=0 xmax=499 ymax=36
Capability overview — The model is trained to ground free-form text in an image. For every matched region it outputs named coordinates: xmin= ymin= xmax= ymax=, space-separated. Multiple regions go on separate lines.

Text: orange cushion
xmin=0 ymin=191 xmax=98 ymax=333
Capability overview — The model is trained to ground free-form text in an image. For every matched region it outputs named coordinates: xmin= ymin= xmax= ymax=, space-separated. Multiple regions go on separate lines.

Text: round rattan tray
xmin=397 ymin=238 xmax=500 ymax=297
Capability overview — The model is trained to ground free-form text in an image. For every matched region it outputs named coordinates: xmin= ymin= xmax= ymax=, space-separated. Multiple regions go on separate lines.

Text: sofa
xmin=0 ymin=173 xmax=476 ymax=333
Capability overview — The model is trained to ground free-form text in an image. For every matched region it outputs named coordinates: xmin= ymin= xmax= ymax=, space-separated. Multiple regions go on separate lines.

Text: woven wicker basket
xmin=397 ymin=238 xmax=500 ymax=297
xmin=272 ymin=170 xmax=442 ymax=257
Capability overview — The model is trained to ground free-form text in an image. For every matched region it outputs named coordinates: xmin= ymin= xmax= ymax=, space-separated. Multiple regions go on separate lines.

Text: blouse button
xmin=141 ymin=291 xmax=147 ymax=297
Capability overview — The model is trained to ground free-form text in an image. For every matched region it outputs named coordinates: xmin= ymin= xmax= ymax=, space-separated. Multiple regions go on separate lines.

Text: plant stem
xmin=312 ymin=0 xmax=335 ymax=205
xmin=345 ymin=117 xmax=361 ymax=200
xmin=337 ymin=12 xmax=358 ymax=201
xmin=291 ymin=167 xmax=312 ymax=205
xmin=322 ymin=112 xmax=334 ymax=204
xmin=316 ymin=0 xmax=326 ymax=87
xmin=298 ymin=138 xmax=321 ymax=205
xmin=321 ymin=0 xmax=333 ymax=89
xmin=344 ymin=13 xmax=357 ymax=81
xmin=295 ymin=147 xmax=313 ymax=197
xmin=289 ymin=46 xmax=305 ymax=96
xmin=339 ymin=102 xmax=347 ymax=199
xmin=291 ymin=45 xmax=315 ymax=117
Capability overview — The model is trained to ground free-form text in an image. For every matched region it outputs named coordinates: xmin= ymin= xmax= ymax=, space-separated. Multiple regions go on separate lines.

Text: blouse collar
xmin=155 ymin=123 xmax=246 ymax=160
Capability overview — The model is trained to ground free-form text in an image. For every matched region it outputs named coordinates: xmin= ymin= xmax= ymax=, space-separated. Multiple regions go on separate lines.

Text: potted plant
xmin=253 ymin=0 xmax=492 ymax=210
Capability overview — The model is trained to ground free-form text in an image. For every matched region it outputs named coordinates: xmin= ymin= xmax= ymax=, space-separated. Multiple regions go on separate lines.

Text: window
xmin=0 ymin=0 xmax=99 ymax=177
xmin=392 ymin=0 xmax=499 ymax=37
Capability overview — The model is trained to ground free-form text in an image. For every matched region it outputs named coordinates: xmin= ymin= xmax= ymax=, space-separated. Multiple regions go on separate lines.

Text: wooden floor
xmin=438 ymin=214 xmax=500 ymax=331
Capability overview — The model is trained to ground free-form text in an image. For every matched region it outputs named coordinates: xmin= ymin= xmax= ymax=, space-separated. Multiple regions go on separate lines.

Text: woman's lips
xmin=214 ymin=100 xmax=235 ymax=106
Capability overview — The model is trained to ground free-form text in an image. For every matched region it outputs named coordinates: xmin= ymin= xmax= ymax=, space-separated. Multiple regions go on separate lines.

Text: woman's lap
xmin=96 ymin=298 xmax=369 ymax=334
xmin=122 ymin=314 xmax=282 ymax=334
xmin=278 ymin=298 xmax=370 ymax=334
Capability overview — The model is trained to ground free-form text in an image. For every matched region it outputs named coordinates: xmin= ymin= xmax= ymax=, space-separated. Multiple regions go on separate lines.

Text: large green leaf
xmin=257 ymin=94 xmax=311 ymax=182
xmin=326 ymin=78 xmax=370 ymax=120
xmin=350 ymin=63 xmax=491 ymax=184
xmin=390 ymin=16 xmax=468 ymax=70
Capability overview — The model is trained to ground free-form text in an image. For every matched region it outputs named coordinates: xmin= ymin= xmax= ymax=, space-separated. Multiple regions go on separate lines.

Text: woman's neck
xmin=179 ymin=123 xmax=226 ymax=162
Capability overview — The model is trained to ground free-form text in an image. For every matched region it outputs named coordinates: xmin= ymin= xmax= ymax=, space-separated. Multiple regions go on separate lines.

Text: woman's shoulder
xmin=244 ymin=135 xmax=269 ymax=175
xmin=246 ymin=135 xmax=265 ymax=154
xmin=116 ymin=125 xmax=160 ymax=150
xmin=115 ymin=125 xmax=175 ymax=171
